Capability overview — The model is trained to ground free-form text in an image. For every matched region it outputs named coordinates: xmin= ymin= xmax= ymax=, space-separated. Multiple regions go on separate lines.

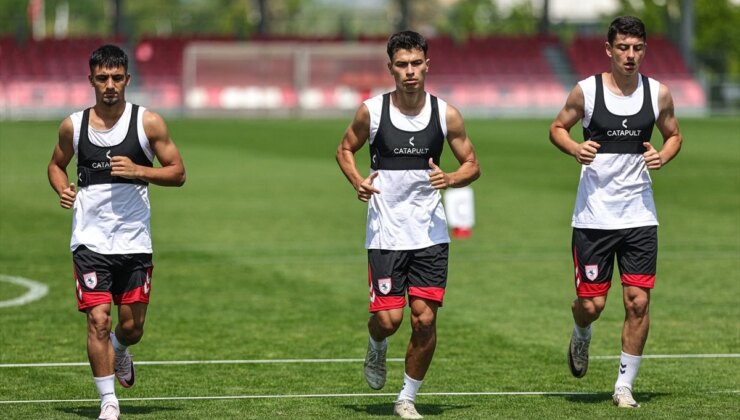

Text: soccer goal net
xmin=183 ymin=42 xmax=391 ymax=117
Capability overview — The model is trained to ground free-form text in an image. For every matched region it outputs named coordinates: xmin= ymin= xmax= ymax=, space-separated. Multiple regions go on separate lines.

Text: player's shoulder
xmin=577 ymin=75 xmax=597 ymax=91
xmin=140 ymin=106 xmax=166 ymax=127
xmin=363 ymin=92 xmax=385 ymax=109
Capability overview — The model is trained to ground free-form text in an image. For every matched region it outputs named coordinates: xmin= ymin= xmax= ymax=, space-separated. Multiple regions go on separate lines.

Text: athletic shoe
xmin=394 ymin=399 xmax=423 ymax=419
xmin=97 ymin=401 xmax=120 ymax=420
xmin=363 ymin=337 xmax=387 ymax=390
xmin=111 ymin=332 xmax=135 ymax=388
xmin=613 ymin=386 xmax=640 ymax=408
xmin=567 ymin=330 xmax=590 ymax=378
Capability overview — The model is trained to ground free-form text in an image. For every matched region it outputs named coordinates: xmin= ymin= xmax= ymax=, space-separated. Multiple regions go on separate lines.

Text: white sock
xmin=397 ymin=372 xmax=423 ymax=402
xmin=369 ymin=336 xmax=387 ymax=350
xmin=94 ymin=374 xmax=118 ymax=407
xmin=574 ymin=323 xmax=591 ymax=339
xmin=615 ymin=351 xmax=642 ymax=390
xmin=110 ymin=331 xmax=128 ymax=356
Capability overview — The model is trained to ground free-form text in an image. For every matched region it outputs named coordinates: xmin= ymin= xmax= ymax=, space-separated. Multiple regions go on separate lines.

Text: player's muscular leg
xmin=621 ymin=285 xmax=650 ymax=355
xmin=116 ymin=302 xmax=148 ymax=346
xmin=87 ymin=303 xmax=114 ymax=376
xmin=369 ymin=308 xmax=404 ymax=341
xmin=572 ymin=295 xmax=607 ymax=327
xmin=405 ymin=297 xmax=439 ymax=380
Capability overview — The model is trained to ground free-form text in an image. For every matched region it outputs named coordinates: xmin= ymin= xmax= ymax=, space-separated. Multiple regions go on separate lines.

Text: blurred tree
xmin=693 ymin=0 xmax=740 ymax=80
xmin=125 ymin=0 xmax=254 ymax=38
xmin=439 ymin=0 xmax=499 ymax=40
xmin=438 ymin=0 xmax=541 ymax=41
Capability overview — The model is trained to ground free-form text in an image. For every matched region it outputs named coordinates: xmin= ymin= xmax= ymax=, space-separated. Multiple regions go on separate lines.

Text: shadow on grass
xmin=57 ymin=404 xmax=182 ymax=419
xmin=548 ymin=391 xmax=669 ymax=405
xmin=343 ymin=402 xmax=471 ymax=417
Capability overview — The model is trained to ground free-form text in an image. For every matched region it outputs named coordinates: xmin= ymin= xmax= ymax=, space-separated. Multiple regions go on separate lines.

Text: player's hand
xmin=110 ymin=156 xmax=140 ymax=179
xmin=575 ymin=140 xmax=600 ymax=165
xmin=643 ymin=142 xmax=663 ymax=170
xmin=60 ymin=183 xmax=76 ymax=209
xmin=356 ymin=172 xmax=380 ymax=202
xmin=428 ymin=158 xmax=451 ymax=189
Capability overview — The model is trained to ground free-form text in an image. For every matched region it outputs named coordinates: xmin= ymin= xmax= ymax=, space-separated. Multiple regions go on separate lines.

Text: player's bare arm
xmin=336 ymin=104 xmax=380 ymax=202
xmin=644 ymin=83 xmax=682 ymax=170
xmin=110 ymin=110 xmax=186 ymax=186
xmin=429 ymin=104 xmax=479 ymax=190
xmin=549 ymin=84 xmax=601 ymax=165
xmin=48 ymin=117 xmax=77 ymax=209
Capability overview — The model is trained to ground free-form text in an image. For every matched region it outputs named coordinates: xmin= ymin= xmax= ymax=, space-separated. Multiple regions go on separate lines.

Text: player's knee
xmin=625 ymin=296 xmax=649 ymax=319
xmin=118 ymin=321 xmax=145 ymax=344
xmin=572 ymin=299 xmax=604 ymax=319
xmin=86 ymin=309 xmax=111 ymax=338
xmin=375 ymin=317 xmax=402 ymax=335
xmin=411 ymin=312 xmax=436 ymax=335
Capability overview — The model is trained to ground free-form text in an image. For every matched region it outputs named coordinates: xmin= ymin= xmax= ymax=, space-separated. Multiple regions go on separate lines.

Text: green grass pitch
xmin=0 ymin=116 xmax=738 ymax=419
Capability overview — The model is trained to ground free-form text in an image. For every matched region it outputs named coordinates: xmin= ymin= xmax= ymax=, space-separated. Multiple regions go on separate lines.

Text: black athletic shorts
xmin=367 ymin=243 xmax=448 ymax=312
xmin=72 ymin=245 xmax=153 ymax=312
xmin=571 ymin=226 xmax=657 ymax=297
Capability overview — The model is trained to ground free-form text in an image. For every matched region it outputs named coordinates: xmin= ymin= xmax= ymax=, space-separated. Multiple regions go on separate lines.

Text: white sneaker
xmin=363 ymin=337 xmax=387 ymax=390
xmin=613 ymin=386 xmax=640 ymax=408
xmin=394 ymin=399 xmax=423 ymax=419
xmin=568 ymin=330 xmax=590 ymax=378
xmin=111 ymin=332 xmax=135 ymax=388
xmin=97 ymin=401 xmax=120 ymax=420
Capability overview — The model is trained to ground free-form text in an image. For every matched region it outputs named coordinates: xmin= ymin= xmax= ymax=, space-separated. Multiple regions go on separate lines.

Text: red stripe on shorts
xmin=576 ymin=281 xmax=610 ymax=298
xmin=114 ymin=284 xmax=151 ymax=306
xmin=409 ymin=286 xmax=445 ymax=305
xmin=77 ymin=290 xmax=111 ymax=312
xmin=370 ymin=295 xmax=406 ymax=313
xmin=621 ymin=273 xmax=655 ymax=289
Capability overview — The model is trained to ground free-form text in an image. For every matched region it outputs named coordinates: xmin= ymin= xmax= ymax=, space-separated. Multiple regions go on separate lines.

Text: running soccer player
xmin=336 ymin=30 xmax=480 ymax=419
xmin=48 ymin=44 xmax=186 ymax=420
xmin=549 ymin=16 xmax=682 ymax=408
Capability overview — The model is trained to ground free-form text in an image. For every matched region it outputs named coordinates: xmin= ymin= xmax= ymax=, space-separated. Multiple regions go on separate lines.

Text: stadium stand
xmin=0 ymin=33 xmax=704 ymax=118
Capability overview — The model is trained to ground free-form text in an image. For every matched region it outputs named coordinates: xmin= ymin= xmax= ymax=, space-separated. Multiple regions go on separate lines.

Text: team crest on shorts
xmin=378 ymin=277 xmax=392 ymax=295
xmin=585 ymin=264 xmax=599 ymax=281
xmin=82 ymin=272 xmax=98 ymax=289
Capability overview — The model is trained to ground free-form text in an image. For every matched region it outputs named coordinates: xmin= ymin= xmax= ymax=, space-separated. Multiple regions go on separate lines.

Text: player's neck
xmin=391 ymin=90 xmax=426 ymax=116
xmin=91 ymin=101 xmax=127 ymax=130
xmin=603 ymin=71 xmax=639 ymax=97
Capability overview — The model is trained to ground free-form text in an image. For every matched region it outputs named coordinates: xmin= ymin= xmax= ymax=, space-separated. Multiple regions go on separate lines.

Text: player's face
xmin=606 ymin=34 xmax=646 ymax=77
xmin=89 ymin=65 xmax=130 ymax=106
xmin=388 ymin=48 xmax=429 ymax=93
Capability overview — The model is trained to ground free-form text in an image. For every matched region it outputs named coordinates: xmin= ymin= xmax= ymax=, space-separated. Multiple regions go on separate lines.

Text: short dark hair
xmin=89 ymin=44 xmax=128 ymax=73
xmin=386 ymin=30 xmax=428 ymax=60
xmin=607 ymin=16 xmax=646 ymax=44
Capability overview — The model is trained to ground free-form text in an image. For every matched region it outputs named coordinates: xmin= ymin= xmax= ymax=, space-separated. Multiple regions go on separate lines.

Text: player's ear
xmin=605 ymin=41 xmax=613 ymax=58
xmin=88 ymin=75 xmax=94 ymax=86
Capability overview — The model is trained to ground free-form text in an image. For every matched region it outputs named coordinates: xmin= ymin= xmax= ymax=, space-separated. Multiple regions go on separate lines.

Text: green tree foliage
xmin=693 ymin=0 xmax=740 ymax=79
xmin=438 ymin=0 xmax=538 ymax=41
xmin=124 ymin=0 xmax=254 ymax=39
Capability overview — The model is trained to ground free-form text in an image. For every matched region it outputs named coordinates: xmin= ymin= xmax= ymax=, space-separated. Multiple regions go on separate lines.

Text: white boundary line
xmin=591 ymin=354 xmax=740 ymax=360
xmin=0 ymin=275 xmax=49 ymax=308
xmin=0 ymin=358 xmax=405 ymax=368
xmin=0 ymin=391 xmax=599 ymax=404
xmin=2 ymin=390 xmax=738 ymax=405
xmin=1 ymin=354 xmax=738 ymax=368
